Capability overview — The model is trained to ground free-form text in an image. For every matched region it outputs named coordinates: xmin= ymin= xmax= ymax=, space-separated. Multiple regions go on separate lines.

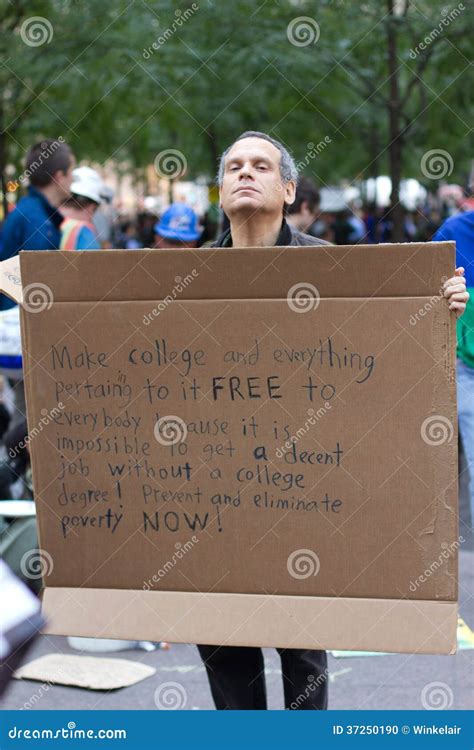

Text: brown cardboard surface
xmin=41 ymin=588 xmax=457 ymax=655
xmin=19 ymin=242 xmax=451 ymax=301
xmin=1 ymin=243 xmax=458 ymax=652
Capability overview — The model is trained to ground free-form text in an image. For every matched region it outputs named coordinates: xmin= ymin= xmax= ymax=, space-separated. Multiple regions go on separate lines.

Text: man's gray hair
xmin=217 ymin=131 xmax=299 ymax=186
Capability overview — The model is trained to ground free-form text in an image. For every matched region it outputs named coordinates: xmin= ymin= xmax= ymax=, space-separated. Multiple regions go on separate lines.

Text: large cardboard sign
xmin=1 ymin=243 xmax=458 ymax=653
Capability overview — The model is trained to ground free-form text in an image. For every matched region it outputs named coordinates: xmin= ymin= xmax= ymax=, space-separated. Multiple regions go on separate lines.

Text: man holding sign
xmin=196 ymin=131 xmax=468 ymax=710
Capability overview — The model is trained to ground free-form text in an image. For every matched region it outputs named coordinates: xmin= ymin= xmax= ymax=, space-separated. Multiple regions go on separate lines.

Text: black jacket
xmin=211 ymin=219 xmax=330 ymax=247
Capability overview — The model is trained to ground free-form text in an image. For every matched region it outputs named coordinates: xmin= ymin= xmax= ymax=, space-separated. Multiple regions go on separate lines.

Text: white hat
xmin=70 ymin=167 xmax=112 ymax=204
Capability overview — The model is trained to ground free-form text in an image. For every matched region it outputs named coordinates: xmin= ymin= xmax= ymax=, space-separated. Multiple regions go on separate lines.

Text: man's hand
xmin=443 ymin=267 xmax=469 ymax=318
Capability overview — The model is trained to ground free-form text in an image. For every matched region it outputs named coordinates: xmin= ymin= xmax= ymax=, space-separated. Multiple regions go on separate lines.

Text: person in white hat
xmin=60 ymin=166 xmax=112 ymax=250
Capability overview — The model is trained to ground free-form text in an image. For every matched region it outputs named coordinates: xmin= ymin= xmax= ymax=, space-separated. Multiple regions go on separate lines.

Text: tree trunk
xmin=386 ymin=0 xmax=405 ymax=242
xmin=368 ymin=114 xmax=381 ymax=206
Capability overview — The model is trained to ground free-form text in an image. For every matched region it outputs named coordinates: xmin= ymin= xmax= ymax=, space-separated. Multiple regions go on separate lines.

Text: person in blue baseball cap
xmin=154 ymin=202 xmax=202 ymax=248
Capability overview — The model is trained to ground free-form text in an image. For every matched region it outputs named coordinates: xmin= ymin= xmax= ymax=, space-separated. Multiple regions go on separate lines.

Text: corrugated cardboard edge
xmin=16 ymin=243 xmax=455 ymax=301
xmin=19 ymin=304 xmax=48 ymax=573
xmin=42 ymin=588 xmax=457 ymax=655
xmin=421 ymin=297 xmax=458 ymax=599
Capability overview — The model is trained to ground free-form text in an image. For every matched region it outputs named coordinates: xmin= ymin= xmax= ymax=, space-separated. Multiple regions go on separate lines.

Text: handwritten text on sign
xmin=46 ymin=334 xmax=375 ymax=541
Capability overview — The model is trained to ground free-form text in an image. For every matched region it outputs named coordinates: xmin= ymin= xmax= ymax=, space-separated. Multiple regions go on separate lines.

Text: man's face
xmin=220 ymin=137 xmax=295 ymax=219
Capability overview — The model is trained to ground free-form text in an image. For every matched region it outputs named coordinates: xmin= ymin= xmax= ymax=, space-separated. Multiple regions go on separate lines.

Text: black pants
xmin=198 ymin=645 xmax=328 ymax=710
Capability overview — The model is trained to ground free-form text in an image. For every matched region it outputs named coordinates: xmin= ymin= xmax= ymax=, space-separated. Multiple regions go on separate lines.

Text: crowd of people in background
xmin=99 ymin=182 xmax=471 ymax=251
xmin=1 ymin=139 xmax=471 ymax=263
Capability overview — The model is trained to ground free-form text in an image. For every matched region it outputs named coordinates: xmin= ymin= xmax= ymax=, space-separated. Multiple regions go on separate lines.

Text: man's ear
xmin=284 ymin=180 xmax=296 ymax=206
xmin=51 ymin=170 xmax=63 ymax=184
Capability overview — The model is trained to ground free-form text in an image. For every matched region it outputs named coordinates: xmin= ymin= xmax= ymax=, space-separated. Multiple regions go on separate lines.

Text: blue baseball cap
xmin=154 ymin=203 xmax=201 ymax=242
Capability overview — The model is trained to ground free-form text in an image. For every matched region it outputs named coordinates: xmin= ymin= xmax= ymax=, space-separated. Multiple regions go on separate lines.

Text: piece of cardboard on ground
xmin=14 ymin=653 xmax=155 ymax=690
xmin=0 ymin=243 xmax=458 ymax=654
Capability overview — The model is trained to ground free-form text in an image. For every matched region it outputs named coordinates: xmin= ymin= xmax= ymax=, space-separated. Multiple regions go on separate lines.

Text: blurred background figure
xmin=362 ymin=203 xmax=379 ymax=244
xmin=346 ymin=203 xmax=367 ymax=243
xmin=434 ymin=206 xmax=474 ymax=527
xmin=331 ymin=209 xmax=357 ymax=244
xmin=93 ymin=185 xmax=115 ymax=249
xmin=115 ymin=221 xmax=142 ymax=249
xmin=154 ymin=203 xmax=202 ymax=248
xmin=0 ymin=140 xmax=75 ymax=508
xmin=60 ymin=166 xmax=113 ymax=250
xmin=0 ymin=139 xmax=75 ymax=308
xmin=199 ymin=203 xmax=220 ymax=246
xmin=0 ymin=561 xmax=44 ymax=696
xmin=286 ymin=177 xmax=322 ymax=236
xmin=137 ymin=212 xmax=158 ymax=247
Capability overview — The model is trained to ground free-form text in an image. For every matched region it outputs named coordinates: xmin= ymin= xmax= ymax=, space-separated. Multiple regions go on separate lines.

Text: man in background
xmin=286 ymin=177 xmax=320 ymax=233
xmin=0 ymin=138 xmax=75 ymax=308
xmin=154 ymin=203 xmax=202 ymax=248
xmin=0 ymin=139 xmax=75 ymax=490
xmin=434 ymin=208 xmax=474 ymax=526
xmin=60 ymin=167 xmax=111 ymax=250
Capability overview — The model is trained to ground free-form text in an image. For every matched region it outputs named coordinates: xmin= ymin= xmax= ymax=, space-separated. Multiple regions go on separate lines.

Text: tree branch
xmin=335 ymin=59 xmax=390 ymax=106
xmin=401 ymin=27 xmax=467 ymax=108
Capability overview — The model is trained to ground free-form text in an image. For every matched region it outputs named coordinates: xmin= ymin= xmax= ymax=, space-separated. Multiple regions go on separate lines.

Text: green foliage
xmin=0 ymin=0 xmax=472 ymax=187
